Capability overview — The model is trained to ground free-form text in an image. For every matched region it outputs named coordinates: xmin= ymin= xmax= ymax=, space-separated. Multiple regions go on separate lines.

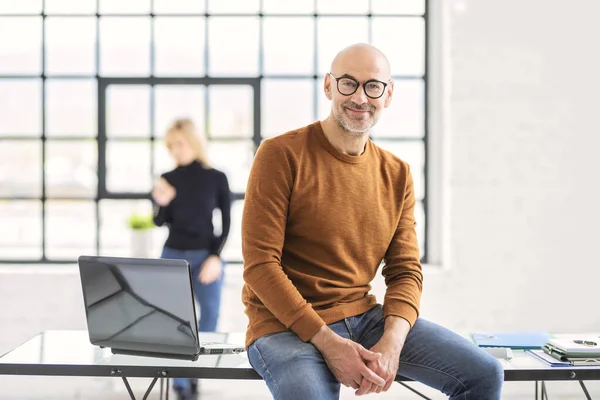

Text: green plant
xmin=128 ymin=212 xmax=155 ymax=231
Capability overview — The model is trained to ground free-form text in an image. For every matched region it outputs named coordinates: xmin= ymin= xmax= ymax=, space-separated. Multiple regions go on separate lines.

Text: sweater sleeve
xmin=242 ymin=139 xmax=326 ymax=342
xmin=381 ymin=163 xmax=424 ymax=327
xmin=211 ymin=171 xmax=232 ymax=256
xmin=152 ymin=174 xmax=172 ymax=227
xmin=152 ymin=202 xmax=171 ymax=227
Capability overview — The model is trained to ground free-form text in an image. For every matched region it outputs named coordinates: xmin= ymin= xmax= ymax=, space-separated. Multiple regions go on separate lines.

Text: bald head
xmin=330 ymin=43 xmax=391 ymax=79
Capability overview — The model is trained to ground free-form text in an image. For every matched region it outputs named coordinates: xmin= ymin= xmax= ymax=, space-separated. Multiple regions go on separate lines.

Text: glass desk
xmin=1 ymin=330 xmax=600 ymax=400
xmin=0 ymin=330 xmax=259 ymax=400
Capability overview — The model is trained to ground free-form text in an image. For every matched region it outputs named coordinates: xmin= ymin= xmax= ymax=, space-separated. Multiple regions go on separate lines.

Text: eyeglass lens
xmin=337 ymin=78 xmax=385 ymax=98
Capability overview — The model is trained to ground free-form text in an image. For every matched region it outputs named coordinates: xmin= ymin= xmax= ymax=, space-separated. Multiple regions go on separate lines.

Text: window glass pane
xmin=45 ymin=0 xmax=96 ymax=14
xmin=317 ymin=17 xmax=368 ymax=74
xmin=208 ymin=85 xmax=252 ymax=138
xmin=153 ymin=139 xmax=176 ymax=179
xmin=154 ymin=17 xmax=205 ymax=76
xmin=219 ymin=200 xmax=242 ymax=261
xmin=46 ymin=17 xmax=96 ymax=75
xmin=371 ymin=140 xmax=425 ymax=200
xmin=207 ymin=0 xmax=259 ymax=14
xmin=99 ymin=0 xmax=150 ymax=14
xmin=208 ymin=17 xmax=259 ymax=76
xmin=107 ymin=85 xmax=150 ymax=138
xmin=371 ymin=0 xmax=425 ymax=15
xmin=107 ymin=141 xmax=151 ymax=192
xmin=100 ymin=17 xmax=150 ymax=76
xmin=99 ymin=199 xmax=162 ymax=257
xmin=46 ymin=79 xmax=97 ymax=137
xmin=262 ymin=79 xmax=314 ymax=138
xmin=263 ymin=17 xmax=314 ymax=75
xmin=46 ymin=200 xmax=96 ymax=259
xmin=372 ymin=17 xmax=425 ymax=76
xmin=153 ymin=0 xmax=204 ymax=14
xmin=371 ymin=79 xmax=424 ymax=138
xmin=207 ymin=141 xmax=254 ymax=193
xmin=0 ymin=17 xmax=41 ymax=74
xmin=46 ymin=140 xmax=97 ymax=198
xmin=0 ymin=141 xmax=41 ymax=197
xmin=0 ymin=80 xmax=41 ymax=136
xmin=0 ymin=0 xmax=42 ymax=13
xmin=262 ymin=0 xmax=313 ymax=14
xmin=316 ymin=0 xmax=368 ymax=15
xmin=154 ymin=85 xmax=205 ymax=138
xmin=0 ymin=200 xmax=42 ymax=260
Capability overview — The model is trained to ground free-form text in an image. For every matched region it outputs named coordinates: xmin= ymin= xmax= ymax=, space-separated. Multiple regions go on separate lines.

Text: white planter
xmin=131 ymin=229 xmax=152 ymax=258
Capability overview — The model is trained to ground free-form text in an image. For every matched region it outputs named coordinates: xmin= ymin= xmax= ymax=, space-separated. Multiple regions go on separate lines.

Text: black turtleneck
xmin=153 ymin=161 xmax=231 ymax=256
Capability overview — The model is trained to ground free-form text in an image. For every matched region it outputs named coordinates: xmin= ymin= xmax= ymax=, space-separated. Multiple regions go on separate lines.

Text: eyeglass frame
xmin=328 ymin=72 xmax=392 ymax=100
xmin=574 ymin=339 xmax=597 ymax=347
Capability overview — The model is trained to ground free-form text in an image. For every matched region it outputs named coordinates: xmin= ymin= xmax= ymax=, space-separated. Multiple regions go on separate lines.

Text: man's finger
xmin=383 ymin=378 xmax=394 ymax=392
xmin=350 ymin=380 xmax=360 ymax=390
xmin=358 ymin=346 xmax=382 ymax=362
xmin=355 ymin=379 xmax=373 ymax=396
xmin=360 ymin=366 xmax=386 ymax=386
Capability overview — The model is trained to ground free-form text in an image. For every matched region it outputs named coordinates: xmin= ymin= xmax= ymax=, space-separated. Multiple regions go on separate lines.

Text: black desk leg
xmin=535 ymin=381 xmax=538 ymax=400
xmin=121 ymin=376 xmax=160 ymax=400
xmin=579 ymin=381 xmax=592 ymax=400
xmin=396 ymin=382 xmax=433 ymax=400
xmin=541 ymin=381 xmax=548 ymax=400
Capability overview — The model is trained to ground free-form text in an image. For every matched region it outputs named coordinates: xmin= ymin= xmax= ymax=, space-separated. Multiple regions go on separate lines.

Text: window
xmin=0 ymin=1 xmax=428 ymax=263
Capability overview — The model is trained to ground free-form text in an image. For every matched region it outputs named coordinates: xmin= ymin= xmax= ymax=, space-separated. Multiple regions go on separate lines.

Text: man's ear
xmin=324 ymin=74 xmax=333 ymax=101
xmin=383 ymin=81 xmax=394 ymax=108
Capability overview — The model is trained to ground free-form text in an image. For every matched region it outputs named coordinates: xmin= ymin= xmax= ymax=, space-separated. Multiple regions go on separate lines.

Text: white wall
xmin=421 ymin=0 xmax=600 ymax=335
xmin=417 ymin=0 xmax=600 ymax=396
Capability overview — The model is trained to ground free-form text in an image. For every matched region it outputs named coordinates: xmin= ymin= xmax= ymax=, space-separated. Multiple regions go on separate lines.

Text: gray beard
xmin=334 ymin=111 xmax=376 ymax=135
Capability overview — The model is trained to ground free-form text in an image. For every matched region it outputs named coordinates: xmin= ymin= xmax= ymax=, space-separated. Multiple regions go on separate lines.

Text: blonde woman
xmin=152 ymin=118 xmax=231 ymax=400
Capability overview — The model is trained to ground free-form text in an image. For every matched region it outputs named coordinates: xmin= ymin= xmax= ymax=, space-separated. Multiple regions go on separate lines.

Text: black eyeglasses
xmin=574 ymin=340 xmax=597 ymax=347
xmin=328 ymin=73 xmax=390 ymax=99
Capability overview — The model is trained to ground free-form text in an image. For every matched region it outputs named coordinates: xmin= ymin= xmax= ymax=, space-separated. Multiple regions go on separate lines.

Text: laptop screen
xmin=78 ymin=256 xmax=200 ymax=357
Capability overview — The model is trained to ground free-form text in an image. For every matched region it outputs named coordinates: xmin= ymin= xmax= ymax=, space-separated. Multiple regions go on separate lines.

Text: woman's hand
xmin=198 ymin=255 xmax=223 ymax=284
xmin=152 ymin=177 xmax=176 ymax=206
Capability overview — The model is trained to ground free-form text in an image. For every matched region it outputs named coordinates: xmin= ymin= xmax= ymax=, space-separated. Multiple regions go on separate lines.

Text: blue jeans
xmin=248 ymin=305 xmax=503 ymax=400
xmin=160 ymin=247 xmax=225 ymax=393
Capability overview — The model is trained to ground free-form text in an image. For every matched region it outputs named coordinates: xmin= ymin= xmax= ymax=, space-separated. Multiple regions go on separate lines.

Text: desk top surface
xmin=1 ymin=330 xmax=600 ymax=381
xmin=0 ymin=330 xmax=259 ymax=379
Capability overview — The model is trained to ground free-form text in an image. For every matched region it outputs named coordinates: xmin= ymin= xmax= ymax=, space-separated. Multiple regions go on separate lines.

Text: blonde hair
xmin=165 ymin=118 xmax=209 ymax=167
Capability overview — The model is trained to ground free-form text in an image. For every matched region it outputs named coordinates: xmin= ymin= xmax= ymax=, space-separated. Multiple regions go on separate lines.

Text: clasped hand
xmin=354 ymin=334 xmax=402 ymax=396
xmin=313 ymin=329 xmax=402 ymax=396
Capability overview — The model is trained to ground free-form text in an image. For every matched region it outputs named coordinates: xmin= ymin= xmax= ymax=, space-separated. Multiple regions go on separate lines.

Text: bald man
xmin=241 ymin=43 xmax=503 ymax=400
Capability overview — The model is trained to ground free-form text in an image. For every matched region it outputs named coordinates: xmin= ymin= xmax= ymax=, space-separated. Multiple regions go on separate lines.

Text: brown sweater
xmin=241 ymin=121 xmax=423 ymax=349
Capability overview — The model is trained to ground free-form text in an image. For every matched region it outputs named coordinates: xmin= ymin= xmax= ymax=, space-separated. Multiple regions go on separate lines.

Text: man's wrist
xmin=383 ymin=315 xmax=411 ymax=345
xmin=309 ymin=325 xmax=338 ymax=351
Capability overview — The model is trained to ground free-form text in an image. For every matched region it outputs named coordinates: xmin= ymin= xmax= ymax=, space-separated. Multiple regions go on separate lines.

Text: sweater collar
xmin=313 ymin=121 xmax=371 ymax=164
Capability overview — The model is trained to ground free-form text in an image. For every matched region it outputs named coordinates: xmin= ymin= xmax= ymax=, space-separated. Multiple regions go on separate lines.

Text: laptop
xmin=77 ymin=255 xmax=244 ymax=361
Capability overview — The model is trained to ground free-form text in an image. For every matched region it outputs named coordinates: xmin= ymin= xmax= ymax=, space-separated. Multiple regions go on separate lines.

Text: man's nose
xmin=350 ymin=85 xmax=369 ymax=104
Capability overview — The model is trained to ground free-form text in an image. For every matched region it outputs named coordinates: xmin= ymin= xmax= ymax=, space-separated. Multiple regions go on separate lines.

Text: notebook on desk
xmin=544 ymin=337 xmax=600 ymax=360
xmin=526 ymin=349 xmax=600 ymax=367
xmin=472 ymin=331 xmax=550 ymax=349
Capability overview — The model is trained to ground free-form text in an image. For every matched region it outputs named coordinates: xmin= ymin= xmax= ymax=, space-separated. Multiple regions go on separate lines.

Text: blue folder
xmin=472 ymin=331 xmax=550 ymax=349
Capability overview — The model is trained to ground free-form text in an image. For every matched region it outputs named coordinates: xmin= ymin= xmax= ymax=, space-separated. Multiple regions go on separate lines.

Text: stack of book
xmin=527 ymin=336 xmax=600 ymax=366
